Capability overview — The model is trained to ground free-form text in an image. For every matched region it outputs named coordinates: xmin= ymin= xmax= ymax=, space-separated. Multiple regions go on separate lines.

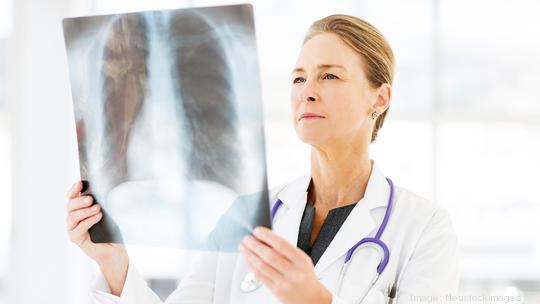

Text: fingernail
xmin=91 ymin=205 xmax=99 ymax=211
xmin=85 ymin=197 xmax=93 ymax=204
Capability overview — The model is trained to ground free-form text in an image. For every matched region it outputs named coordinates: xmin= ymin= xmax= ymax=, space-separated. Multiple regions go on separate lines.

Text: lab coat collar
xmin=274 ymin=160 xmax=391 ymax=275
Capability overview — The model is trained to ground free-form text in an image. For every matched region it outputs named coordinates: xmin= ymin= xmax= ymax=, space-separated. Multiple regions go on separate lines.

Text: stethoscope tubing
xmin=241 ymin=177 xmax=395 ymax=297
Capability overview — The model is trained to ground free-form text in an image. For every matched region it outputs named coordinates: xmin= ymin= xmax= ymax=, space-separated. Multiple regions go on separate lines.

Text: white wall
xmin=7 ymin=0 xmax=96 ymax=303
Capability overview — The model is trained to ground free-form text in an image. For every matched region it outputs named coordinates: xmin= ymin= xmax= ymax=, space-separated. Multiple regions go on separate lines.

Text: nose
xmin=299 ymin=82 xmax=319 ymax=103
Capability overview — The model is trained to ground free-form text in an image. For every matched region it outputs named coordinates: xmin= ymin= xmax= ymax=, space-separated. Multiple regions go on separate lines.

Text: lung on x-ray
xmin=62 ymin=4 xmax=270 ymax=251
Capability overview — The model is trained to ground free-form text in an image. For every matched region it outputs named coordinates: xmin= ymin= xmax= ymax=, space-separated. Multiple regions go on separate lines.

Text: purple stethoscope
xmin=240 ymin=177 xmax=395 ymax=297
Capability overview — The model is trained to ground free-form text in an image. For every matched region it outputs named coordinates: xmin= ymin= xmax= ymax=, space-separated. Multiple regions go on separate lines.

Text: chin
xmin=296 ymin=130 xmax=327 ymax=146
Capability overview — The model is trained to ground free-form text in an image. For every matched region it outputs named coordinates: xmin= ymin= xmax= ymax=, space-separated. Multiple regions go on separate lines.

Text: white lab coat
xmin=91 ymin=161 xmax=459 ymax=304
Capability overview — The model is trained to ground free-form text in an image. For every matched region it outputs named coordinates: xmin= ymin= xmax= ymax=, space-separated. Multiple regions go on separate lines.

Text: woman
xmin=66 ymin=14 xmax=459 ymax=303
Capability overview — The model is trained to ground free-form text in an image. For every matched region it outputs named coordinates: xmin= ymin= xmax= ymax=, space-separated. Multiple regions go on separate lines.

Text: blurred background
xmin=1 ymin=0 xmax=539 ymax=303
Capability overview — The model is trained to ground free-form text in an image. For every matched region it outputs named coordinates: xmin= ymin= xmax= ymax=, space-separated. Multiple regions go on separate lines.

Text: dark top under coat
xmin=297 ymin=201 xmax=357 ymax=265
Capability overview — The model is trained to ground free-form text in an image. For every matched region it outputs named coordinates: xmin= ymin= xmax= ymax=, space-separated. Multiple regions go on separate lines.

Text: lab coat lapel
xmin=314 ymin=204 xmax=375 ymax=275
xmin=230 ymin=175 xmax=312 ymax=304
xmin=271 ymin=173 xmax=312 ymax=245
xmin=314 ymin=162 xmax=390 ymax=275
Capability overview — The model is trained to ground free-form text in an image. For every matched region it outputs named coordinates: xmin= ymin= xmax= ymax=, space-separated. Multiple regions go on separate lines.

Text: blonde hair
xmin=304 ymin=14 xmax=395 ymax=143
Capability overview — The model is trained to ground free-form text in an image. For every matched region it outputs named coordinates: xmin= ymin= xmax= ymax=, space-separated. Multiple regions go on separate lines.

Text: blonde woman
xmin=66 ymin=14 xmax=459 ymax=304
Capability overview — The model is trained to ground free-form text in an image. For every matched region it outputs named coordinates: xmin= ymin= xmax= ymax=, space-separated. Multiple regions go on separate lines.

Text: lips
xmin=299 ymin=113 xmax=325 ymax=121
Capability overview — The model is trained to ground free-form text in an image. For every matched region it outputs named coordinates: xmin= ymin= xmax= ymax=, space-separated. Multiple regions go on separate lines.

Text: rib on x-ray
xmin=62 ymin=4 xmax=270 ymax=251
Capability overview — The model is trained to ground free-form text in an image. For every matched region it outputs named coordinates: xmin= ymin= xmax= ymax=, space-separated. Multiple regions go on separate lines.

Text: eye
xmin=322 ymin=73 xmax=339 ymax=80
xmin=293 ymin=77 xmax=306 ymax=84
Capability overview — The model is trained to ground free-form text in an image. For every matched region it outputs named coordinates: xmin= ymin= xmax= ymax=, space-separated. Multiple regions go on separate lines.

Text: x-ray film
xmin=62 ymin=4 xmax=270 ymax=251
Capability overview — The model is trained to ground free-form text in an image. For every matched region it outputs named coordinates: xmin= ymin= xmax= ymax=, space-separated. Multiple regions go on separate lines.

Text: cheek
xmin=290 ymin=87 xmax=300 ymax=104
xmin=326 ymin=91 xmax=366 ymax=126
xmin=325 ymin=90 xmax=354 ymax=114
xmin=290 ymin=90 xmax=301 ymax=115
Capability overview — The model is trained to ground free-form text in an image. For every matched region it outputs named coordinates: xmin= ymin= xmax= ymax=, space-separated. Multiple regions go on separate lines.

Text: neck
xmin=308 ymin=142 xmax=372 ymax=210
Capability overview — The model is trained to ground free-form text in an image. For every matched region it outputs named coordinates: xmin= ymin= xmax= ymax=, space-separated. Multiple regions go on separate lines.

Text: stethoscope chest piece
xmin=240 ymin=271 xmax=262 ymax=293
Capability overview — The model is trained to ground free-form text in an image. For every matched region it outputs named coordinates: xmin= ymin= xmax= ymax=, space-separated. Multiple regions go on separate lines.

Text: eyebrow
xmin=291 ymin=64 xmax=347 ymax=75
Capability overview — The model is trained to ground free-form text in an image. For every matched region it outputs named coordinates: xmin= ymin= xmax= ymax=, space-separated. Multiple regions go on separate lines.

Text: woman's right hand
xmin=66 ymin=181 xmax=129 ymax=296
xmin=66 ymin=180 xmax=120 ymax=262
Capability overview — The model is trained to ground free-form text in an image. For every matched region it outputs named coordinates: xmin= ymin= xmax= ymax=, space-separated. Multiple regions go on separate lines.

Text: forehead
xmin=294 ymin=33 xmax=365 ymax=73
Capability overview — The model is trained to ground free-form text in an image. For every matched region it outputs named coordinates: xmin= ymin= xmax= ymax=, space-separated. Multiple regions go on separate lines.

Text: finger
xmin=242 ymin=235 xmax=291 ymax=274
xmin=70 ymin=212 xmax=102 ymax=241
xmin=252 ymin=226 xmax=299 ymax=262
xmin=67 ymin=181 xmax=83 ymax=199
xmin=67 ymin=204 xmax=101 ymax=231
xmin=67 ymin=195 xmax=93 ymax=212
xmin=240 ymin=243 xmax=279 ymax=288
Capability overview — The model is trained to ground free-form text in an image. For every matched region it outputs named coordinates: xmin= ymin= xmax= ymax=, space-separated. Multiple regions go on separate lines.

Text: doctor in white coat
xmin=66 ymin=14 xmax=459 ymax=304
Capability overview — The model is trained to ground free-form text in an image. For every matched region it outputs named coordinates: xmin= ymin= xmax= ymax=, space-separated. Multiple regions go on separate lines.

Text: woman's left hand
xmin=239 ymin=226 xmax=333 ymax=304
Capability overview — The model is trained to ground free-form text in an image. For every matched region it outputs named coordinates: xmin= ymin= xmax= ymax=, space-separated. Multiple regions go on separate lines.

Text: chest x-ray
xmin=62 ymin=4 xmax=270 ymax=251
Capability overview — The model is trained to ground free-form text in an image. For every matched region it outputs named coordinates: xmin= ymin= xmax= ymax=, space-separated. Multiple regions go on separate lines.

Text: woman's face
xmin=290 ymin=33 xmax=388 ymax=148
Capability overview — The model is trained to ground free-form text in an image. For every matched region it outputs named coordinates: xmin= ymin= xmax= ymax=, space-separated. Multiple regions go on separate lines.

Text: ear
xmin=372 ymin=83 xmax=392 ymax=115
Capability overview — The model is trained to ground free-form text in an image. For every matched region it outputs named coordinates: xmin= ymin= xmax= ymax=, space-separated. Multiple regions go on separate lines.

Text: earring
xmin=371 ymin=111 xmax=378 ymax=120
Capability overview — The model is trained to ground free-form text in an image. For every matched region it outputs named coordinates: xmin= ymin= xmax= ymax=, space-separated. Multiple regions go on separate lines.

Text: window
xmin=364 ymin=0 xmax=540 ymax=298
xmin=0 ymin=0 xmax=13 ymax=301
xmin=438 ymin=0 xmax=540 ymax=284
